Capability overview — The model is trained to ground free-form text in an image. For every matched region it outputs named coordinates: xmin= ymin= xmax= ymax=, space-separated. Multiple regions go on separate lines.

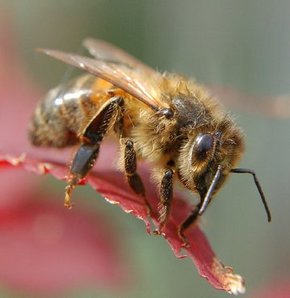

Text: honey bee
xmin=29 ymin=38 xmax=271 ymax=244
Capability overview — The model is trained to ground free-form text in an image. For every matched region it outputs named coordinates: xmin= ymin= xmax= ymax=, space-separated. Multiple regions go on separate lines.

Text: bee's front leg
xmin=65 ymin=96 xmax=124 ymax=208
xmin=122 ymin=138 xmax=153 ymax=215
xmin=154 ymin=168 xmax=174 ymax=235
xmin=177 ymin=202 xmax=203 ymax=247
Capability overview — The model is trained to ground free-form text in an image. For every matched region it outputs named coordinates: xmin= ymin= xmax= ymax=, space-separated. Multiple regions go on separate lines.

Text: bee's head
xmin=177 ymin=121 xmax=236 ymax=206
xmin=177 ymin=121 xmax=271 ymax=221
xmin=178 ymin=120 xmax=244 ymax=188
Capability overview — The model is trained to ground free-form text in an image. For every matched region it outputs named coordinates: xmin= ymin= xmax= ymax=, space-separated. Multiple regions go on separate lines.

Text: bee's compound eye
xmin=193 ymin=134 xmax=214 ymax=160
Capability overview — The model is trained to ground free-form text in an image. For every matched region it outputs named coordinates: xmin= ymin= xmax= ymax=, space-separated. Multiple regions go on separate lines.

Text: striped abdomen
xmin=29 ymin=74 xmax=111 ymax=148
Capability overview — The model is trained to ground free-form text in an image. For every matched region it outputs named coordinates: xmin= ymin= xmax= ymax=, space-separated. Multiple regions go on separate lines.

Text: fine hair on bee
xmin=29 ymin=38 xmax=271 ymax=245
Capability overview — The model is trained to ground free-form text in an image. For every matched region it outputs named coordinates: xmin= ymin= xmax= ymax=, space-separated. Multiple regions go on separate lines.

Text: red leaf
xmin=0 ymin=153 xmax=246 ymax=294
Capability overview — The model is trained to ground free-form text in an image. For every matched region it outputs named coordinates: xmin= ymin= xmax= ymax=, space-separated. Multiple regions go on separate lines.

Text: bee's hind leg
xmin=65 ymin=96 xmax=124 ymax=208
xmin=122 ymin=138 xmax=153 ymax=216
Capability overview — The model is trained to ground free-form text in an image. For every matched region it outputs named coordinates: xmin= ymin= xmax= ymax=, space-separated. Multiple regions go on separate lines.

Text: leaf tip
xmin=212 ymin=258 xmax=246 ymax=295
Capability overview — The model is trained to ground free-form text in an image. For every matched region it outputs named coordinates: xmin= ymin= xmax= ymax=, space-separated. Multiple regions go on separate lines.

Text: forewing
xmin=83 ymin=38 xmax=155 ymax=74
xmin=39 ymin=49 xmax=165 ymax=111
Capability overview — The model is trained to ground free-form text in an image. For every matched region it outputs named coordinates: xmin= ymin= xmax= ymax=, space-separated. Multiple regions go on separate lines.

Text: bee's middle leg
xmin=154 ymin=168 xmax=174 ymax=234
xmin=123 ymin=138 xmax=152 ymax=215
xmin=65 ymin=96 xmax=124 ymax=208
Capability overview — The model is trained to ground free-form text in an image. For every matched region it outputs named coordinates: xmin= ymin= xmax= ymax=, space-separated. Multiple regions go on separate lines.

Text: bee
xmin=29 ymin=38 xmax=271 ymax=244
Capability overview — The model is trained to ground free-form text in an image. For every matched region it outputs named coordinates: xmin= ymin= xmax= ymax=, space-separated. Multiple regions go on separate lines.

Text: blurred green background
xmin=1 ymin=0 xmax=290 ymax=297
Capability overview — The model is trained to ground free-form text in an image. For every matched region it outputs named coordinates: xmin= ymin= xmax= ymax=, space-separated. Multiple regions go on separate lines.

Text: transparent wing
xmin=82 ymin=38 xmax=155 ymax=74
xmin=38 ymin=49 xmax=167 ymax=111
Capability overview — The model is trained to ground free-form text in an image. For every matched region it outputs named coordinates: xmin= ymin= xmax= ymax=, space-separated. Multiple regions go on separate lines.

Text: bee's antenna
xmin=230 ymin=168 xmax=272 ymax=222
xmin=198 ymin=165 xmax=222 ymax=215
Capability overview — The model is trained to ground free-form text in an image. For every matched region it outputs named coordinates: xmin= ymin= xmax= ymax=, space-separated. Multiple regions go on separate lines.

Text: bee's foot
xmin=154 ymin=226 xmax=167 ymax=236
xmin=178 ymin=229 xmax=190 ymax=248
xmin=181 ymin=239 xmax=190 ymax=248
xmin=64 ymin=184 xmax=75 ymax=209
xmin=153 ymin=229 xmax=161 ymax=235
xmin=64 ymin=200 xmax=74 ymax=209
